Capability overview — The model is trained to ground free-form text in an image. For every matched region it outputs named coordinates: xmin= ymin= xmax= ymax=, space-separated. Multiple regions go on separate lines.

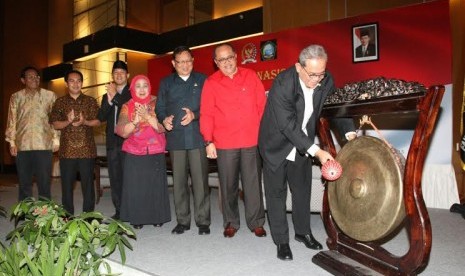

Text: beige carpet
xmin=1 ymin=175 xmax=464 ymax=275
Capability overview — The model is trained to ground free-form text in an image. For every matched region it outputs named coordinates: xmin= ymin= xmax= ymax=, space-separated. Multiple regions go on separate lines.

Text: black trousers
xmin=16 ymin=150 xmax=52 ymax=200
xmin=107 ymin=147 xmax=125 ymax=215
xmin=263 ymin=153 xmax=313 ymax=244
xmin=59 ymin=158 xmax=95 ymax=215
xmin=217 ymin=146 xmax=265 ymax=230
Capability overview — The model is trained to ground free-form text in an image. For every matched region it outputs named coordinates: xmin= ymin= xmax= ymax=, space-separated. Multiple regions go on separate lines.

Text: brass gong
xmin=328 ymin=136 xmax=405 ymax=242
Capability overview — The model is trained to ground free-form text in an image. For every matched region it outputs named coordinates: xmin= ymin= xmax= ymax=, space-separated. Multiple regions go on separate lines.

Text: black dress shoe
xmin=277 ymin=243 xmax=293 ymax=260
xmin=132 ymin=224 xmax=143 ymax=229
xmin=198 ymin=225 xmax=210 ymax=235
xmin=295 ymin=234 xmax=323 ymax=250
xmin=111 ymin=213 xmax=120 ymax=220
xmin=171 ymin=224 xmax=190 ymax=234
xmin=450 ymin=203 xmax=465 ymax=214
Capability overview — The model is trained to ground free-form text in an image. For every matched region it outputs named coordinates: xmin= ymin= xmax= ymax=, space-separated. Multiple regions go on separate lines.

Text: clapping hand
xmin=133 ymin=111 xmax=141 ymax=125
xmin=135 ymin=103 xmax=150 ymax=121
xmin=180 ymin=108 xmax=194 ymax=126
xmin=72 ymin=112 xmax=85 ymax=127
xmin=106 ymin=82 xmax=117 ymax=102
xmin=67 ymin=109 xmax=76 ymax=123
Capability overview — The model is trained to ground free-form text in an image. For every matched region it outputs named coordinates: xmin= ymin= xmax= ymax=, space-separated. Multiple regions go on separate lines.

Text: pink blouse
xmin=116 ymin=97 xmax=166 ymax=155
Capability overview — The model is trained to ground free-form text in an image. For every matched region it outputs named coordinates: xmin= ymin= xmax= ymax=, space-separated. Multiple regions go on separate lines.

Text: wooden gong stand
xmin=312 ymin=85 xmax=445 ymax=275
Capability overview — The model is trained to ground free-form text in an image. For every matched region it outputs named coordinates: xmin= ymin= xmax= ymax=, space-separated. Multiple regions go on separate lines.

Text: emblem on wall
xmin=241 ymin=43 xmax=257 ymax=64
xmin=260 ymin=40 xmax=277 ymax=61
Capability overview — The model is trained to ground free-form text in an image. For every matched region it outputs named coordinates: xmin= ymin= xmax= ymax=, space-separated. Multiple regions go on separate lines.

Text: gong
xmin=328 ymin=136 xmax=405 ymax=242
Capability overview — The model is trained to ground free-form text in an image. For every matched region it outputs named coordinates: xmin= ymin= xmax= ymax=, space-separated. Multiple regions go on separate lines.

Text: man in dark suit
xmin=97 ymin=60 xmax=131 ymax=219
xmin=259 ymin=45 xmax=355 ymax=261
xmin=355 ymin=29 xmax=376 ymax=58
xmin=156 ymin=46 xmax=211 ymax=235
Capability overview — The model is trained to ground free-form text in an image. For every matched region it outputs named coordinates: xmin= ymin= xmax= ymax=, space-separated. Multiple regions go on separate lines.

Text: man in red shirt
xmin=200 ymin=43 xmax=267 ymax=238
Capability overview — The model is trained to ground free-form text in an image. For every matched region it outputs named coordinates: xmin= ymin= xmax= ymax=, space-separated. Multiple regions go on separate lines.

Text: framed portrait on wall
xmin=352 ymin=23 xmax=378 ymax=63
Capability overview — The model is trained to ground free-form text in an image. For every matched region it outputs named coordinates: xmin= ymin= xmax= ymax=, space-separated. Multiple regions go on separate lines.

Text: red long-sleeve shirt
xmin=200 ymin=67 xmax=266 ymax=149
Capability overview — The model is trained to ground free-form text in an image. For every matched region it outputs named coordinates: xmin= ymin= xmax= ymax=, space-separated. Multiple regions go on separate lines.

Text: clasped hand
xmin=162 ymin=107 xmax=194 ymax=131
xmin=105 ymin=82 xmax=117 ymax=102
xmin=134 ymin=103 xmax=158 ymax=126
xmin=67 ymin=109 xmax=85 ymax=126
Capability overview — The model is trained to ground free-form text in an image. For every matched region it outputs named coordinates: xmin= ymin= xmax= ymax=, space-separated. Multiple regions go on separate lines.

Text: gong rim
xmin=328 ymin=136 xmax=405 ymax=242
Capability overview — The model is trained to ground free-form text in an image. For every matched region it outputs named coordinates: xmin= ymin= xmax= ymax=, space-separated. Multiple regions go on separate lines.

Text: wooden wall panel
xmin=329 ymin=0 xmax=348 ymax=21
xmin=126 ymin=52 xmax=156 ymax=77
xmin=0 ymin=0 xmax=4 ymax=169
xmin=264 ymin=0 xmax=330 ymax=33
xmin=346 ymin=0 xmax=423 ymax=17
xmin=127 ymin=0 xmax=161 ymax=33
xmin=2 ymin=1 xmax=49 ymax=165
xmin=213 ymin=0 xmax=262 ymax=18
xmin=263 ymin=0 xmax=430 ymax=34
xmin=450 ymin=0 xmax=465 ymax=201
xmin=48 ymin=0 xmax=73 ymax=66
xmin=162 ymin=0 xmax=189 ymax=32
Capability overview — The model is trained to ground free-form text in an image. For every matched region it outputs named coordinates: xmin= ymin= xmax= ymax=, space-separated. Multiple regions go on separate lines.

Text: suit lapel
xmin=313 ymin=86 xmax=324 ymax=110
xmin=294 ymin=69 xmax=305 ymax=126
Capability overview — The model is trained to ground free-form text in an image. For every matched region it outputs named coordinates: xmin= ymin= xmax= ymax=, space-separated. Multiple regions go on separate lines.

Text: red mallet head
xmin=321 ymin=160 xmax=343 ymax=181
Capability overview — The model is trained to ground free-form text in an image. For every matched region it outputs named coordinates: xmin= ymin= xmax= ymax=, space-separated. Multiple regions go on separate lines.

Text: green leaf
xmin=108 ymin=222 xmax=118 ymax=236
xmin=100 ymin=260 xmax=114 ymax=275
xmin=67 ymin=247 xmax=81 ymax=275
xmin=43 ymin=216 xmax=52 ymax=235
xmin=23 ymin=250 xmax=40 ymax=276
xmin=119 ymin=236 xmax=134 ymax=251
xmin=118 ymin=239 xmax=127 ymax=264
xmin=34 ymin=228 xmax=43 ymax=249
xmin=51 ymin=215 xmax=59 ymax=230
xmin=79 ymin=221 xmax=90 ymax=242
xmin=67 ymin=221 xmax=78 ymax=245
xmin=54 ymin=239 xmax=70 ymax=276
xmin=102 ymin=236 xmax=117 ymax=257
xmin=80 ymin=211 xmax=104 ymax=220
xmin=114 ymin=220 xmax=137 ymax=237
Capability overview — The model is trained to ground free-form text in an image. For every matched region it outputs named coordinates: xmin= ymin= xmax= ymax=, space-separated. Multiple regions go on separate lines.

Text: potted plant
xmin=0 ymin=198 xmax=136 ymax=275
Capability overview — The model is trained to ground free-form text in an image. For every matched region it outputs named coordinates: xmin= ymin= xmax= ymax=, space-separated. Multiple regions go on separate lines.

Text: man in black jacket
xmin=97 ymin=60 xmax=131 ymax=219
xmin=156 ymin=46 xmax=211 ymax=235
xmin=259 ymin=45 xmax=355 ymax=260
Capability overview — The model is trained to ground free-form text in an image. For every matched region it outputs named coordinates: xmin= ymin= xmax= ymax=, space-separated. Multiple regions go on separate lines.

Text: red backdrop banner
xmin=148 ymin=0 xmax=451 ymax=93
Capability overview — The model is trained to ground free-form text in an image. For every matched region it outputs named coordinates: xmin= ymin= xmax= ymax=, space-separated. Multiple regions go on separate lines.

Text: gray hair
xmin=298 ymin=45 xmax=328 ymax=66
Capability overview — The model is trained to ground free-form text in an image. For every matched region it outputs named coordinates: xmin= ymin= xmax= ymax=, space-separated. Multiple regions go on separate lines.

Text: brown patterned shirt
xmin=5 ymin=88 xmax=60 ymax=151
xmin=50 ymin=93 xmax=99 ymax=159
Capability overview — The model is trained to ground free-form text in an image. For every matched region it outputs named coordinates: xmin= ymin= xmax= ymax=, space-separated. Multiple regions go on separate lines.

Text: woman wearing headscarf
xmin=116 ymin=74 xmax=171 ymax=229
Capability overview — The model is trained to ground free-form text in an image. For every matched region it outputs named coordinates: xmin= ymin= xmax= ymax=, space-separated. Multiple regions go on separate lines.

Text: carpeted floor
xmin=0 ymin=174 xmax=464 ymax=275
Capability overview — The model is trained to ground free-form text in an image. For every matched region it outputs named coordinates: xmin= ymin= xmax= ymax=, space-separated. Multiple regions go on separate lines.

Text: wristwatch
xmin=204 ymin=141 xmax=212 ymax=146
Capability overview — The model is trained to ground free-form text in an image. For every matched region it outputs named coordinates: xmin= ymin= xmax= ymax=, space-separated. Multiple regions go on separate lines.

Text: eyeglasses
xmin=24 ymin=75 xmax=40 ymax=80
xmin=301 ymin=66 xmax=326 ymax=80
xmin=174 ymin=59 xmax=193 ymax=65
xmin=215 ymin=55 xmax=235 ymax=64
